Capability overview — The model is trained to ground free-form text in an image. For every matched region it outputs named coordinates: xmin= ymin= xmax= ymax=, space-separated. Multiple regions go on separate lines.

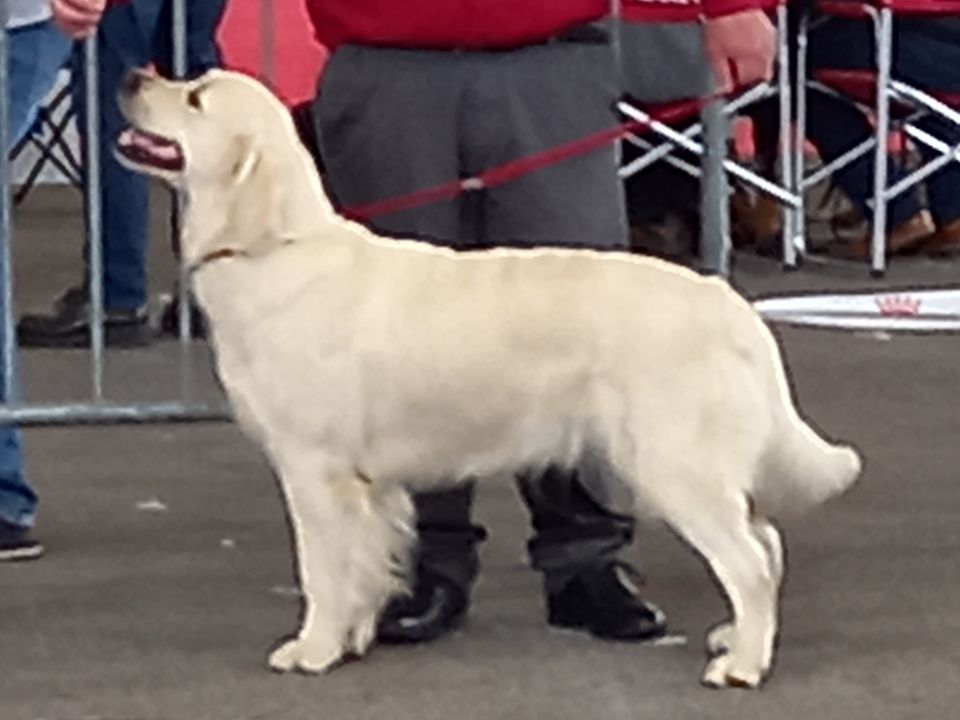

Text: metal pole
xmin=0 ymin=401 xmax=230 ymax=426
xmin=172 ymin=0 xmax=191 ymax=343
xmin=84 ymin=35 xmax=105 ymax=400
xmin=793 ymin=9 xmax=810 ymax=260
xmin=0 ymin=4 xmax=17 ymax=405
xmin=170 ymin=0 xmax=196 ymax=409
xmin=777 ymin=2 xmax=797 ymax=268
xmin=700 ymin=98 xmax=731 ymax=276
xmin=260 ymin=0 xmax=276 ymax=89
xmin=870 ymin=8 xmax=893 ymax=277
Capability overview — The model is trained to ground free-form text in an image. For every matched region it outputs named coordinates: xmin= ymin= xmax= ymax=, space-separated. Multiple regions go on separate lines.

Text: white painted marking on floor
xmin=135 ymin=498 xmax=168 ymax=512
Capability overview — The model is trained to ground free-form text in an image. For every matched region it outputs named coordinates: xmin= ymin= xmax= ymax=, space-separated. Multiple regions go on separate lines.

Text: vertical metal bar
xmin=0 ymin=5 xmax=17 ymax=404
xmin=260 ymin=0 xmax=276 ymax=89
xmin=171 ymin=0 xmax=187 ymax=79
xmin=777 ymin=2 xmax=797 ymax=268
xmin=871 ymin=9 xmax=893 ymax=277
xmin=609 ymin=0 xmax=623 ymax=72
xmin=172 ymin=0 xmax=190 ymax=340
xmin=700 ymin=98 xmax=730 ymax=277
xmin=793 ymin=8 xmax=809 ymax=259
xmin=171 ymin=0 xmax=194 ymax=402
xmin=84 ymin=36 xmax=105 ymax=400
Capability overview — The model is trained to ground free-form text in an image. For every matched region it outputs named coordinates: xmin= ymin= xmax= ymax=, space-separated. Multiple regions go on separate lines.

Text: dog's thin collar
xmin=198 ymin=248 xmax=247 ymax=267
xmin=191 ymin=239 xmax=296 ymax=273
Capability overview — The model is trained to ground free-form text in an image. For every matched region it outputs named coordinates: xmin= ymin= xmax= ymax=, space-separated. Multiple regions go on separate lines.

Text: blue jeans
xmin=72 ymin=0 xmax=227 ymax=310
xmin=807 ymin=18 xmax=960 ymax=227
xmin=1 ymin=21 xmax=73 ymax=528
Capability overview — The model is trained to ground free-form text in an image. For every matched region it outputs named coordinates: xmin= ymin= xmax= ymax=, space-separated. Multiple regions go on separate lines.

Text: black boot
xmin=160 ymin=294 xmax=207 ymax=339
xmin=377 ymin=567 xmax=468 ymax=644
xmin=17 ymin=286 xmax=151 ymax=349
xmin=547 ymin=561 xmax=668 ymax=642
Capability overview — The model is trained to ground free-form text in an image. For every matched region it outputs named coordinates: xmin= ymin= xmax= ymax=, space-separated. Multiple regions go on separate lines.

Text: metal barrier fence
xmin=0 ymin=0 xmax=734 ymax=426
xmin=0 ymin=0 xmax=276 ymax=426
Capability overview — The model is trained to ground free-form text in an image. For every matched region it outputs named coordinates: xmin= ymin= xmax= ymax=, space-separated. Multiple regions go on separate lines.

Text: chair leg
xmin=871 ymin=8 xmax=894 ymax=277
xmin=793 ymin=9 xmax=810 ymax=263
xmin=777 ymin=2 xmax=798 ymax=269
xmin=12 ymin=84 xmax=82 ymax=205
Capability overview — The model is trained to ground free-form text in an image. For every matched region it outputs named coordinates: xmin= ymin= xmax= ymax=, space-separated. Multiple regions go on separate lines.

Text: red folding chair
xmin=798 ymin=0 xmax=960 ymax=275
xmin=616 ymin=0 xmax=806 ymax=269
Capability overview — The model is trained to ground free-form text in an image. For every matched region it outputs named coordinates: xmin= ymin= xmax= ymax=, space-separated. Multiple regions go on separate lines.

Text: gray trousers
xmin=311 ymin=22 xmax=721 ymax=594
xmin=313 ymin=35 xmax=634 ymax=595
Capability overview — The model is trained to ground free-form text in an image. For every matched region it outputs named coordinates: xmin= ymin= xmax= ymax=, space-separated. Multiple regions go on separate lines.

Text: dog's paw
xmin=701 ymin=654 xmax=764 ymax=690
xmin=706 ymin=622 xmax=736 ymax=656
xmin=268 ymin=636 xmax=346 ymax=675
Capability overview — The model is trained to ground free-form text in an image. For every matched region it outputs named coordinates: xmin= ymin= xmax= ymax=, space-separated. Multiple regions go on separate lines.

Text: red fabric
xmin=304 ymin=0 xmax=770 ymax=51
xmin=882 ymin=0 xmax=960 ymax=13
xmin=818 ymin=0 xmax=960 ymax=14
xmin=701 ymin=0 xmax=779 ymax=17
xmin=623 ymin=0 xmax=779 ymax=22
xmin=217 ymin=0 xmax=328 ymax=106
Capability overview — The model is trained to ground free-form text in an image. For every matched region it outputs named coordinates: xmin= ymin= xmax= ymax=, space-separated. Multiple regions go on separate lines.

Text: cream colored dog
xmin=116 ymin=68 xmax=862 ymax=689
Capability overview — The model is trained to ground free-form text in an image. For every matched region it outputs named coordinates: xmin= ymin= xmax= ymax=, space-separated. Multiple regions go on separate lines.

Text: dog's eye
xmin=186 ymin=88 xmax=204 ymax=111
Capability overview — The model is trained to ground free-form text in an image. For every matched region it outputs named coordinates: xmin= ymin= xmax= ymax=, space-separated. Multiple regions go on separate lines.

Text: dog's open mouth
xmin=117 ymin=127 xmax=184 ymax=172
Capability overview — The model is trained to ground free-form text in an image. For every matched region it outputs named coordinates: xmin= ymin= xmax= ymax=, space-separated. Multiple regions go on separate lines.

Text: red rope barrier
xmin=341 ymin=94 xmax=724 ymax=222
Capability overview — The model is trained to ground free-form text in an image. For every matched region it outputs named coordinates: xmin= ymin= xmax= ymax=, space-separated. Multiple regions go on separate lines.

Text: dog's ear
xmin=231 ymin=135 xmax=260 ymax=184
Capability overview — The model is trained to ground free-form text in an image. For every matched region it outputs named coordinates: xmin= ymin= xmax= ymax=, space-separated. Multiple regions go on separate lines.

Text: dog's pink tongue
xmin=151 ymin=144 xmax=180 ymax=160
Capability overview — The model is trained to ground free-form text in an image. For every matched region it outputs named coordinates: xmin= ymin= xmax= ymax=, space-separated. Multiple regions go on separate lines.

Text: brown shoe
xmin=731 ymin=191 xmax=782 ymax=255
xmin=922 ymin=218 xmax=960 ymax=257
xmin=844 ymin=210 xmax=935 ymax=260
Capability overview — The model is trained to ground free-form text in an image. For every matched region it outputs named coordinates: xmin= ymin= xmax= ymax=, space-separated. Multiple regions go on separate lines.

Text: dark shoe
xmin=547 ymin=561 xmax=667 ymax=642
xmin=376 ymin=569 xmax=468 ymax=644
xmin=17 ymin=286 xmax=152 ymax=349
xmin=842 ymin=210 xmax=936 ymax=260
xmin=922 ymin=217 xmax=960 ymax=257
xmin=0 ymin=519 xmax=44 ymax=561
xmin=629 ymin=213 xmax=699 ymax=263
xmin=731 ymin=190 xmax=783 ymax=256
xmin=160 ymin=294 xmax=207 ymax=339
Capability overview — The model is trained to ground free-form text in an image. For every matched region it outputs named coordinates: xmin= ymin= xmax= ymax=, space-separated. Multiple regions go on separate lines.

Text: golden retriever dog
xmin=115 ymin=68 xmax=862 ymax=689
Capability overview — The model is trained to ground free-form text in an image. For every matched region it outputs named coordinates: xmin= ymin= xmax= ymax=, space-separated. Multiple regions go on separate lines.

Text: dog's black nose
xmin=121 ymin=69 xmax=149 ymax=96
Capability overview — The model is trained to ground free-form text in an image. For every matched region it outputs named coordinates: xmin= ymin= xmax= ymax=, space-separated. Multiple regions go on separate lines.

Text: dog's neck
xmin=192 ymin=240 xmax=298 ymax=271
xmin=183 ymin=141 xmax=334 ymax=267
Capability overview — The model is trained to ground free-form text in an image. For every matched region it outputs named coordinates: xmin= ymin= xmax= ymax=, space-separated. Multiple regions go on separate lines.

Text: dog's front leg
xmin=267 ymin=453 xmax=365 ymax=674
xmin=267 ymin=451 xmax=414 ymax=674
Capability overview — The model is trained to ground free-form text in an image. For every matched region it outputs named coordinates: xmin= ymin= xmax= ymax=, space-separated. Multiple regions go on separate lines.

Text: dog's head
xmin=117 ymin=68 xmax=291 ymax=187
xmin=117 ymin=69 xmax=330 ymax=264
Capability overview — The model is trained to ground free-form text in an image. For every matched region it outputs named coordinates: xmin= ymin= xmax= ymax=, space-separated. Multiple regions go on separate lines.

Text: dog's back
xmin=199 ymin=231 xmax=859 ymax=518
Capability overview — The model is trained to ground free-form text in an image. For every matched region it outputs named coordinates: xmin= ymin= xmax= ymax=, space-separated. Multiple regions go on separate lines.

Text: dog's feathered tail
xmin=752 ymin=324 xmax=864 ymax=518
xmin=756 ymin=410 xmax=863 ymax=517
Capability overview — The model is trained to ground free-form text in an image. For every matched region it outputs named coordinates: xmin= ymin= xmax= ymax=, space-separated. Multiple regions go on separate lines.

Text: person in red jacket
xmin=302 ymin=0 xmax=775 ymax=644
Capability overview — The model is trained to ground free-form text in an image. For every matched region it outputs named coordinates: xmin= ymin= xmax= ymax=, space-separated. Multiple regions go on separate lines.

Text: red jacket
xmin=305 ymin=0 xmax=765 ymax=52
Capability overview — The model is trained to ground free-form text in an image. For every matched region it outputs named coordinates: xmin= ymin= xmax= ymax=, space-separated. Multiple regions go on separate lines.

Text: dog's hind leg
xmin=647 ymin=477 xmax=780 ymax=689
xmin=266 ymin=450 xmax=413 ymax=674
xmin=706 ymin=513 xmax=784 ymax=657
xmin=751 ymin=515 xmax=784 ymax=587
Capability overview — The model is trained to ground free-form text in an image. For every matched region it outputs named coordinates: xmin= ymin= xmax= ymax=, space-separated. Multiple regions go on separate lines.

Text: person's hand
xmin=704 ymin=10 xmax=777 ymax=93
xmin=51 ymin=0 xmax=108 ymax=39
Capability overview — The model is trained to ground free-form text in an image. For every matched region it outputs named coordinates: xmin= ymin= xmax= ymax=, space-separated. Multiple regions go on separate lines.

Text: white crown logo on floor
xmin=754 ymin=288 xmax=960 ymax=332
